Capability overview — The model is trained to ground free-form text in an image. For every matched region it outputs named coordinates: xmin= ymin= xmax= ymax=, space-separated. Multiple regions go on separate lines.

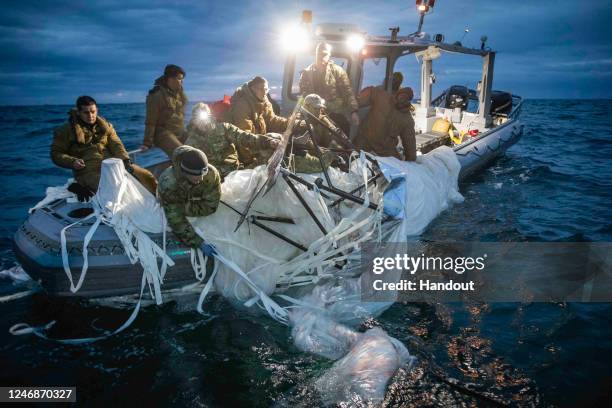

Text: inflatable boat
xmin=13 ymin=115 xmax=521 ymax=299
xmin=13 ymin=15 xmax=524 ymax=299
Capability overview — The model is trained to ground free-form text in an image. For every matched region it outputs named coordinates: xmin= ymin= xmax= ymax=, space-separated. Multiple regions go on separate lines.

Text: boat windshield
xmin=361 ymin=57 xmax=387 ymax=90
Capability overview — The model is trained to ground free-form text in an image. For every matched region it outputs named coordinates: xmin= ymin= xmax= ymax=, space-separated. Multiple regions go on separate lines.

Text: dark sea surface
xmin=0 ymin=100 xmax=611 ymax=407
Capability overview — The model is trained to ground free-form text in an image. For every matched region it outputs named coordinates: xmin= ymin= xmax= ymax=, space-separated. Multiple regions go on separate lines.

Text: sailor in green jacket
xmin=140 ymin=64 xmax=188 ymax=157
xmin=51 ymin=95 xmax=158 ymax=200
xmin=157 ymin=145 xmax=220 ymax=255
xmin=186 ymin=103 xmax=333 ymax=180
xmin=299 ymin=42 xmax=359 ymax=136
xmin=185 ymin=103 xmax=279 ymax=179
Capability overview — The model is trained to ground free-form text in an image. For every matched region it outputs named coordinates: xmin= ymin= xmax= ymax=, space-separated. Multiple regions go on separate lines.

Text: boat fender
xmin=431 ymin=118 xmax=451 ymax=135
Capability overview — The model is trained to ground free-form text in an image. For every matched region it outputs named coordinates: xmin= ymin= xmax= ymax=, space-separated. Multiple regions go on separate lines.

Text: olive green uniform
xmin=158 ymin=146 xmax=221 ymax=248
xmin=299 ymin=61 xmax=358 ymax=115
xmin=51 ymin=110 xmax=158 ymax=193
xmin=185 ymin=122 xmax=274 ymax=180
xmin=143 ymin=77 xmax=188 ymax=157
xmin=226 ymin=82 xmax=288 ymax=134
xmin=186 ymin=122 xmax=329 ymax=180
xmin=301 ymin=109 xmax=350 ymax=149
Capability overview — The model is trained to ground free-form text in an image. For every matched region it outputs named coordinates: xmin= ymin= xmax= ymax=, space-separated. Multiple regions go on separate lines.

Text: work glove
xmin=200 ymin=242 xmax=217 ymax=257
xmin=293 ymin=119 xmax=309 ymax=133
xmin=263 ymin=133 xmax=281 ymax=149
xmin=123 ymin=159 xmax=135 ymax=175
xmin=67 ymin=182 xmax=95 ymax=202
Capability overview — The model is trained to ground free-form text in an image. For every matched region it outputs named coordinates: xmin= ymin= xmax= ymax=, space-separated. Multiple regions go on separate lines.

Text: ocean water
xmin=0 ymin=100 xmax=611 ymax=406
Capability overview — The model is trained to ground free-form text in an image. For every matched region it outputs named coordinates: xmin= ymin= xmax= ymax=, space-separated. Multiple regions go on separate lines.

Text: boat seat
xmin=416 ymin=131 xmax=451 ymax=154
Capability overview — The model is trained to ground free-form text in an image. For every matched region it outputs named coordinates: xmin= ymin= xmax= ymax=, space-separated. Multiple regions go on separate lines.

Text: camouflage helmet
xmin=303 ymin=93 xmax=326 ymax=111
xmin=192 ymin=102 xmax=211 ymax=117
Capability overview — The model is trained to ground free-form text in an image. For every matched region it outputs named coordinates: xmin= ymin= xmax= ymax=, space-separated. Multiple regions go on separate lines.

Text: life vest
xmin=211 ymin=95 xmax=231 ymax=122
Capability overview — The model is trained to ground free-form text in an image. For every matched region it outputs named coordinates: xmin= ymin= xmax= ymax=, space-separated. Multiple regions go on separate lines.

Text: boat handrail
xmin=128 ymin=148 xmax=143 ymax=162
xmin=508 ymin=95 xmax=523 ymax=120
xmin=431 ymin=91 xmax=447 ymax=107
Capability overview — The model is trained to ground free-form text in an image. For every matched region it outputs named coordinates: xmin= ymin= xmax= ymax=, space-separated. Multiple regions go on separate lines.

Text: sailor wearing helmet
xmin=185 ymin=103 xmax=280 ymax=180
xmin=157 ymin=145 xmax=220 ymax=255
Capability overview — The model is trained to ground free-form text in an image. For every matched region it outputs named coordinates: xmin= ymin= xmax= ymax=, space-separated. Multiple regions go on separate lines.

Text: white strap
xmin=60 ymin=211 xmax=99 ymax=293
xmin=9 ymin=272 xmax=148 ymax=344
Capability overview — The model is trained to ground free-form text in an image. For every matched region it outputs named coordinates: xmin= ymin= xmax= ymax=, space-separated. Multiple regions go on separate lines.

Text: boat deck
xmin=416 ymin=132 xmax=450 ymax=154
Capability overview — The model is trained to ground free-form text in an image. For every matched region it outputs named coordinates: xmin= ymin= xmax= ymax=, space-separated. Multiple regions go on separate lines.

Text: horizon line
xmin=1 ymin=97 xmax=611 ymax=108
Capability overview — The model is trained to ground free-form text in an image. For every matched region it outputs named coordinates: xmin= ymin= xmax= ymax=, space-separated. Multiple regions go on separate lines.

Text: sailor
xmin=140 ymin=64 xmax=188 ymax=157
xmin=226 ymin=76 xmax=288 ymax=135
xmin=354 ymin=86 xmax=417 ymax=161
xmin=51 ymin=95 xmax=158 ymax=201
xmin=299 ymin=42 xmax=359 ymax=137
xmin=226 ymin=76 xmax=288 ymax=166
xmin=185 ymin=103 xmax=280 ymax=179
xmin=301 ymin=93 xmax=352 ymax=149
xmin=186 ymin=103 xmax=331 ymax=179
xmin=391 ymin=72 xmax=404 ymax=92
xmin=157 ymin=145 xmax=220 ymax=255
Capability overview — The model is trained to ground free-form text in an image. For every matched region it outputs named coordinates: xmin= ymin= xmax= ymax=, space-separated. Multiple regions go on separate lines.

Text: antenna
xmin=414 ymin=0 xmax=435 ymax=35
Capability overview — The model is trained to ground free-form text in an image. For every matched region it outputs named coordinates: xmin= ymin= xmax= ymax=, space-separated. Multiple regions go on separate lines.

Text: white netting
xmin=188 ymin=147 xmax=461 ymax=404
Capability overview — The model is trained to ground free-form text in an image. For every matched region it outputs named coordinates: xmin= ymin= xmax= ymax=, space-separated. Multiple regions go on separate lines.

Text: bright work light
xmin=416 ymin=0 xmax=435 ymax=12
xmin=198 ymin=110 xmax=210 ymax=122
xmin=346 ymin=34 xmax=365 ymax=53
xmin=280 ymin=24 xmax=310 ymax=53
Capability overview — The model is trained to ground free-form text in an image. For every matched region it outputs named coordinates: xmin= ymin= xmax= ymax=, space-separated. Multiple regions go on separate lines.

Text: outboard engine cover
xmin=490 ymin=91 xmax=512 ymax=115
xmin=445 ymin=85 xmax=469 ymax=110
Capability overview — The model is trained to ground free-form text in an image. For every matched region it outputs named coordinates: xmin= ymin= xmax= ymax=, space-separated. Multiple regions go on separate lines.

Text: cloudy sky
xmin=0 ymin=0 xmax=610 ymax=105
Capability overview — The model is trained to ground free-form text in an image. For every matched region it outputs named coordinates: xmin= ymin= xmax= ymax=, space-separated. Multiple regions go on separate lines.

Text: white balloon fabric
xmin=377 ymin=146 xmax=464 ymax=240
xmin=32 ymin=147 xmax=463 ymax=403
